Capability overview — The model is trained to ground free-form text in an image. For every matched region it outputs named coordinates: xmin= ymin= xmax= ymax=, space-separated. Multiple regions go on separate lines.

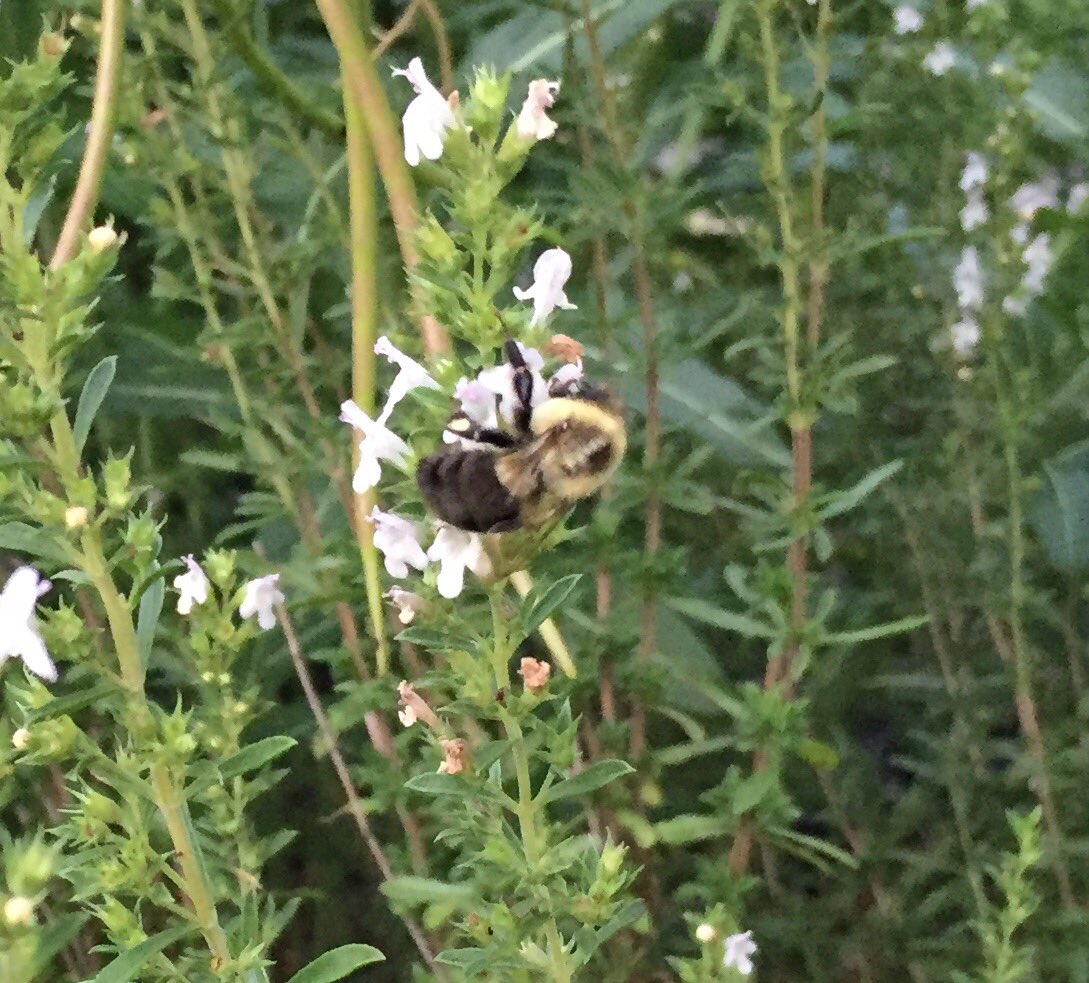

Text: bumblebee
xmin=416 ymin=341 xmax=626 ymax=533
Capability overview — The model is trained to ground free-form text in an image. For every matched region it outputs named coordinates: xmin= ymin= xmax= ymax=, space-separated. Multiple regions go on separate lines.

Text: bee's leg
xmin=504 ymin=338 xmax=535 ymax=437
xmin=486 ymin=514 xmax=523 ymax=533
xmin=444 ymin=412 xmax=519 ymax=449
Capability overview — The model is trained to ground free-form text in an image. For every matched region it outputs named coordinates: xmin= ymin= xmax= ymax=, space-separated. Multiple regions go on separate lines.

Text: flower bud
xmin=4 ymin=896 xmax=34 ymax=926
xmin=65 ymin=505 xmax=89 ymax=530
xmin=695 ymin=923 xmax=717 ymax=944
xmin=87 ymin=226 xmax=118 ymax=254
xmin=11 ymin=728 xmax=31 ymax=751
xmin=40 ymin=33 xmax=68 ymax=58
xmin=103 ymin=453 xmax=132 ymax=511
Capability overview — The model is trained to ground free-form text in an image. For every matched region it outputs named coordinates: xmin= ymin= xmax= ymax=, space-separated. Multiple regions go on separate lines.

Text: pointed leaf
xmin=91 ymin=924 xmax=191 ymax=983
xmin=543 ymin=759 xmax=633 ymax=803
xmin=284 ymin=944 xmax=385 ymax=983
xmin=72 ymin=356 xmax=117 ymax=455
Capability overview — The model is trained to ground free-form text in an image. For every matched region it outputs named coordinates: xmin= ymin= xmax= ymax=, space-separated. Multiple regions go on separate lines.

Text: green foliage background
xmin=4 ymin=0 xmax=1089 ymax=979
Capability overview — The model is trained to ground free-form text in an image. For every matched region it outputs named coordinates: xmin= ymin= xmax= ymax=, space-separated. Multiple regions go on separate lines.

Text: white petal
xmin=14 ymin=629 xmax=57 ymax=683
xmin=435 ymin=559 xmax=466 ymax=599
xmin=352 ymin=451 xmax=383 ymax=493
xmin=0 ymin=567 xmax=45 ymax=624
xmin=256 ymin=602 xmax=277 ymax=631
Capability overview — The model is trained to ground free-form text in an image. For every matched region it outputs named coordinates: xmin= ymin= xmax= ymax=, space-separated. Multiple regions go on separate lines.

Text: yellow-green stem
xmin=50 ymin=0 xmax=125 ymax=268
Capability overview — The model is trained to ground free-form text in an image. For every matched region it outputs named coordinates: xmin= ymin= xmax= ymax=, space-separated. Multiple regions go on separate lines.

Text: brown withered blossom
xmin=518 ymin=657 xmax=552 ymax=694
xmin=397 ymin=680 xmax=439 ymax=730
xmin=544 ymin=333 xmax=583 ymax=364
xmin=437 ymin=738 xmax=469 ymax=775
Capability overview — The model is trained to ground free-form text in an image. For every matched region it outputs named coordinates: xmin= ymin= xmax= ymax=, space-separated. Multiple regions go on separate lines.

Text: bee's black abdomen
xmin=416 ymin=449 xmax=523 ymax=533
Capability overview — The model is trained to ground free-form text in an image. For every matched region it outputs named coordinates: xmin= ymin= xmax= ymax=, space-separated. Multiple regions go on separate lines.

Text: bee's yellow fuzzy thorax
xmin=530 ymin=397 xmax=626 ymax=446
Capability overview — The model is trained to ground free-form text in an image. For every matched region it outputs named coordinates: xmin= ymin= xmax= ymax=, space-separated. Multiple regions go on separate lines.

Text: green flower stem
xmin=49 ymin=0 xmax=125 ymax=269
xmin=26 ymin=333 xmax=233 ymax=968
xmin=489 ymin=591 xmax=573 ymax=982
xmin=343 ymin=35 xmax=391 ymax=676
xmin=206 ymin=0 xmax=343 ymax=138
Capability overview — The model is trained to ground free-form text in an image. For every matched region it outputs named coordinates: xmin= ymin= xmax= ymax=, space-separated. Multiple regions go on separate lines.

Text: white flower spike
xmin=240 ymin=574 xmax=284 ymax=632
xmin=893 ymin=5 xmax=923 ymax=34
xmin=923 ymin=41 xmax=956 ymax=76
xmin=513 ymin=248 xmax=578 ymax=327
xmin=392 ymin=57 xmax=455 ymax=167
xmin=1010 ymin=175 xmax=1060 ymax=219
xmin=951 ymin=317 xmax=981 ymax=356
xmin=427 ymin=525 xmax=491 ymax=599
xmin=0 ymin=567 xmax=57 ymax=683
xmin=339 ymin=399 xmax=412 ymax=493
xmin=374 ymin=336 xmax=440 ymax=422
xmin=174 ymin=554 xmax=210 ymax=616
xmin=723 ymin=930 xmax=757 ymax=976
xmin=369 ymin=507 xmax=430 ymax=579
xmin=953 ymin=247 xmax=984 ymax=311
xmin=516 ymin=79 xmax=561 ymax=141
xmin=960 ymin=192 xmax=989 ymax=231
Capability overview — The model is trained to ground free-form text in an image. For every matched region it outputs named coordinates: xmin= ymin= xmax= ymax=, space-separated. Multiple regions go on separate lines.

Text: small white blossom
xmin=239 ymin=574 xmax=284 ymax=632
xmin=3 ymin=896 xmax=34 ymax=926
xmin=87 ymin=226 xmax=118 ymax=253
xmin=173 ymin=554 xmax=209 ymax=616
xmin=951 ymin=317 xmax=981 ymax=355
xmin=427 ymin=525 xmax=491 ymax=599
xmin=476 ymin=344 xmax=548 ymax=425
xmin=392 ymin=57 xmax=455 ymax=167
xmin=386 ymin=587 xmax=426 ymax=625
xmin=893 ymin=5 xmax=923 ymax=34
xmin=723 ymin=931 xmax=757 ymax=976
xmin=513 ymin=248 xmax=578 ymax=326
xmin=453 ymin=378 xmax=499 ymax=428
xmin=953 ymin=246 xmax=984 ymax=311
xmin=549 ymin=361 xmax=584 ymax=389
xmin=11 ymin=727 xmax=30 ymax=750
xmin=1002 ymin=294 xmax=1030 ymax=317
xmin=1021 ymin=233 xmax=1053 ymax=294
xmin=340 ymin=399 xmax=412 ymax=493
xmin=960 ymin=152 xmax=988 ymax=192
xmin=1067 ymin=182 xmax=1089 ymax=213
xmin=695 ymin=923 xmax=717 ymax=944
xmin=374 ymin=336 xmax=440 ymax=419
xmin=1010 ymin=175 xmax=1060 ymax=219
xmin=923 ymin=41 xmax=957 ymax=76
xmin=0 ymin=567 xmax=56 ymax=684
xmin=369 ymin=507 xmax=429 ymax=579
xmin=960 ymin=192 xmax=989 ymax=231
xmin=516 ymin=79 xmax=561 ymax=141
xmin=1010 ymin=222 xmax=1030 ymax=246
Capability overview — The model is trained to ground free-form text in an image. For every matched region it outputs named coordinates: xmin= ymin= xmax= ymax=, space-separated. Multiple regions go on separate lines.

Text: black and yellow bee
xmin=416 ymin=341 xmax=626 ymax=533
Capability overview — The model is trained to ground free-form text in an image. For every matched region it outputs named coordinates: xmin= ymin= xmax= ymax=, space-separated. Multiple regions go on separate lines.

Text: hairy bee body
xmin=417 ymin=395 xmax=626 ymax=534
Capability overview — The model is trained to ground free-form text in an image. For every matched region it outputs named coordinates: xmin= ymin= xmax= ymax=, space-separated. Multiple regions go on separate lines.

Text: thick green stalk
xmin=343 ymin=40 xmax=391 ymax=675
xmin=50 ymin=0 xmax=125 ymax=268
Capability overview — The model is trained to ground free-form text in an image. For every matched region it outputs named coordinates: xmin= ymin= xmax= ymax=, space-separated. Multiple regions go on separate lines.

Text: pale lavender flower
xmin=427 ymin=525 xmax=491 ymax=599
xmin=953 ymin=247 xmax=984 ymax=311
xmin=1010 ymin=175 xmax=1060 ymax=219
xmin=723 ymin=931 xmax=757 ymax=976
xmin=374 ymin=335 xmax=440 ymax=420
xmin=369 ymin=507 xmax=429 ymax=579
xmin=173 ymin=554 xmax=209 ymax=616
xmin=516 ymin=80 xmax=561 ymax=140
xmin=0 ymin=568 xmax=56 ymax=683
xmin=392 ymin=57 xmax=455 ymax=167
xmin=893 ymin=5 xmax=923 ymax=34
xmin=923 ymin=41 xmax=956 ymax=76
xmin=385 ymin=587 xmax=427 ymax=625
xmin=239 ymin=574 xmax=284 ymax=631
xmin=513 ymin=248 xmax=578 ymax=326
xmin=339 ymin=399 xmax=412 ymax=493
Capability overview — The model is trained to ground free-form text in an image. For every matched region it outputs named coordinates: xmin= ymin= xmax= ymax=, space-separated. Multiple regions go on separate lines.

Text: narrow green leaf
xmin=284 ymin=944 xmax=385 ymax=983
xmin=136 ymin=575 xmax=165 ymax=665
xmin=219 ymin=736 xmax=297 ymax=782
xmin=91 ymin=924 xmax=191 ymax=983
xmin=405 ymin=772 xmax=486 ymax=799
xmin=544 ymin=759 xmax=633 ymax=803
xmin=651 ymin=814 xmax=731 ymax=845
xmin=823 ymin=615 xmax=928 ymax=645
xmin=72 ymin=356 xmax=117 ymax=455
xmin=819 ymin=460 xmax=903 ymax=520
xmin=517 ymin=573 xmax=581 ymax=642
xmin=0 ymin=521 xmax=71 ymax=564
xmin=381 ymin=876 xmax=478 ymax=909
xmin=665 ymin=596 xmax=775 ymax=639
xmin=394 ymin=627 xmax=476 ymax=651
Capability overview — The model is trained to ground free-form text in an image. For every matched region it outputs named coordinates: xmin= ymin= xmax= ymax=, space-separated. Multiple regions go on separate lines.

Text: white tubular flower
xmin=454 ymin=378 xmax=498 ymax=427
xmin=1021 ymin=233 xmax=1053 ymax=294
xmin=893 ymin=5 xmax=923 ymax=34
xmin=960 ymin=191 xmax=989 ymax=231
xmin=239 ymin=574 xmax=284 ymax=631
xmin=516 ymin=79 xmax=561 ymax=140
xmin=513 ymin=248 xmax=578 ymax=326
xmin=374 ymin=336 xmax=440 ymax=422
xmin=386 ymin=587 xmax=426 ymax=625
xmin=953 ymin=246 xmax=984 ymax=311
xmin=339 ymin=399 xmax=412 ymax=493
xmin=1067 ymin=182 xmax=1089 ymax=214
xmin=1010 ymin=175 xmax=1059 ymax=219
xmin=960 ymin=152 xmax=988 ymax=192
xmin=392 ymin=57 xmax=455 ymax=166
xmin=951 ymin=317 xmax=981 ymax=356
xmin=0 ymin=567 xmax=57 ymax=684
xmin=369 ymin=507 xmax=429 ymax=579
xmin=549 ymin=361 xmax=583 ymax=388
xmin=723 ymin=931 xmax=757 ymax=976
xmin=476 ymin=344 xmax=548 ymax=425
xmin=923 ymin=41 xmax=956 ymax=76
xmin=427 ymin=525 xmax=491 ymax=599
xmin=174 ymin=554 xmax=209 ymax=616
